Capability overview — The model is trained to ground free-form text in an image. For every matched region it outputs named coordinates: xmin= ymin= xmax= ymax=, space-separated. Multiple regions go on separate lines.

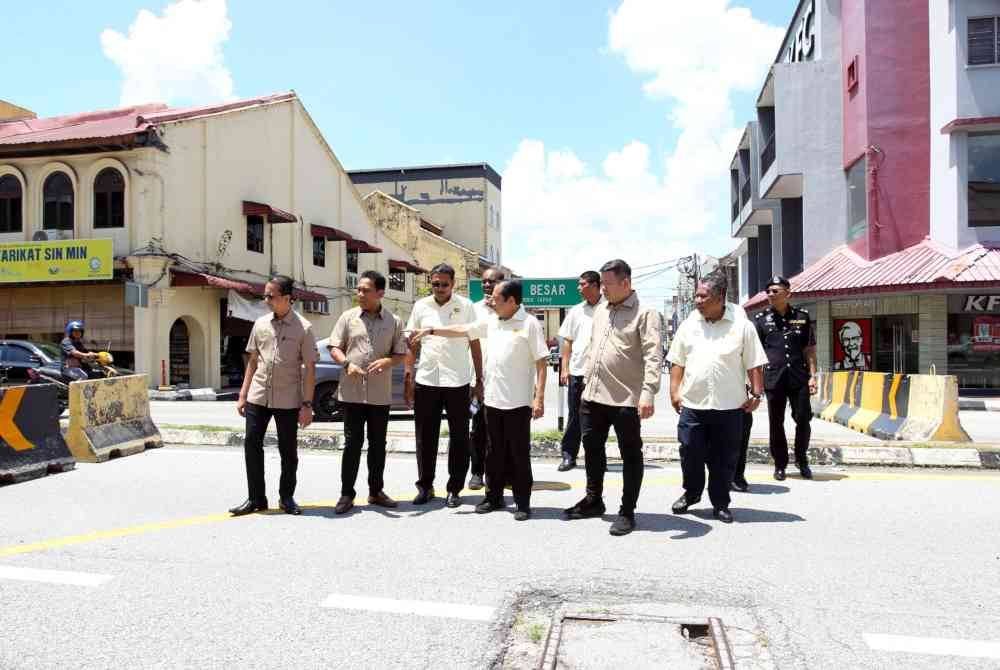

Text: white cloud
xmin=501 ymin=0 xmax=783 ymax=285
xmin=101 ymin=0 xmax=235 ymax=106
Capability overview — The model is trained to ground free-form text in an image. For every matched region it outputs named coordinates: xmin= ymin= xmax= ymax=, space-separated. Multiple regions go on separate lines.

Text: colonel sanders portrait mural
xmin=833 ymin=319 xmax=872 ymax=371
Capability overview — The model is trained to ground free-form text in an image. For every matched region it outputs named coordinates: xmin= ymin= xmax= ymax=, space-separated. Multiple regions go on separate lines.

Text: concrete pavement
xmin=2 ymin=446 xmax=1000 ymax=668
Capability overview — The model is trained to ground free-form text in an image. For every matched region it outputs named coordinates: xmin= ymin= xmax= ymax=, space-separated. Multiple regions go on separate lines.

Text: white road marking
xmin=0 ymin=565 xmax=113 ymax=587
xmin=320 ymin=594 xmax=495 ymax=621
xmin=865 ymin=634 xmax=1000 ymax=659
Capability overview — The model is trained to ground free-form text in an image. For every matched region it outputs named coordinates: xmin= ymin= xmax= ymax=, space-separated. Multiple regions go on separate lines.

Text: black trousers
xmin=677 ymin=407 xmax=742 ymax=509
xmin=470 ymin=403 xmax=488 ymax=477
xmin=484 ymin=405 xmax=533 ymax=510
xmin=580 ymin=400 xmax=644 ymax=516
xmin=341 ymin=402 xmax=390 ymax=498
xmin=414 ymin=383 xmax=471 ymax=494
xmin=243 ymin=402 xmax=299 ymax=501
xmin=560 ymin=375 xmax=586 ymax=459
xmin=766 ymin=382 xmax=812 ymax=469
xmin=735 ymin=411 xmax=753 ymax=483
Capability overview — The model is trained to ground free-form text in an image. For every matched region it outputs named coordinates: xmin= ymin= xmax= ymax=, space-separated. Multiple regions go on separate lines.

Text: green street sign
xmin=469 ymin=277 xmax=580 ymax=308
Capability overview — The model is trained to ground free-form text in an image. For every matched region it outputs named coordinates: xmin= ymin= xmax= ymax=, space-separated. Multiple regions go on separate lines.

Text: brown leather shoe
xmin=367 ymin=491 xmax=398 ymax=508
xmin=334 ymin=495 xmax=354 ymax=515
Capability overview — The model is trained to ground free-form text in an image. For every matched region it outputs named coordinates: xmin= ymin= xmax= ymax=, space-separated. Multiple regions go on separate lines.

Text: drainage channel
xmin=539 ymin=612 xmax=736 ymax=669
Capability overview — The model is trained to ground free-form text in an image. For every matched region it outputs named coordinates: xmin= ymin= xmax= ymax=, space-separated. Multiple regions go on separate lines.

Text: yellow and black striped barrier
xmin=0 ymin=384 xmax=76 ymax=484
xmin=811 ymin=371 xmax=970 ymax=442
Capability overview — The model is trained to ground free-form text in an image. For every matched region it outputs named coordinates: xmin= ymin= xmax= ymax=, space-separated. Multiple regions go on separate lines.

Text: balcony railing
xmin=740 ymin=179 xmax=751 ymax=207
xmin=760 ymin=133 xmax=776 ymax=175
xmin=731 ymin=198 xmax=740 ymax=222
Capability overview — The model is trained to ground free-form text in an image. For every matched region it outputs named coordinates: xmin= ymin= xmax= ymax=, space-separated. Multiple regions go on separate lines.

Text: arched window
xmin=0 ymin=175 xmax=22 ymax=233
xmin=43 ymin=172 xmax=74 ymax=231
xmin=94 ymin=168 xmax=125 ymax=229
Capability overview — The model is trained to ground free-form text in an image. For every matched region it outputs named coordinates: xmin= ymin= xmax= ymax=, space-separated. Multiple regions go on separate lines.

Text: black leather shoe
xmin=229 ymin=498 xmax=268 ymax=516
xmin=713 ymin=507 xmax=734 ymax=523
xmin=514 ymin=509 xmax=530 ymax=521
xmin=774 ymin=468 xmax=787 ymax=481
xmin=797 ymin=461 xmax=813 ymax=479
xmin=731 ymin=478 xmax=750 ymax=493
xmin=476 ymin=499 xmax=501 ymax=514
xmin=557 ymin=454 xmax=577 ymax=472
xmin=609 ymin=515 xmax=636 ymax=536
xmin=279 ymin=497 xmax=301 ymax=515
xmin=334 ymin=495 xmax=354 ymax=515
xmin=412 ymin=488 xmax=435 ymax=505
xmin=445 ymin=493 xmax=461 ymax=508
xmin=468 ymin=474 xmax=484 ymax=490
xmin=671 ymin=494 xmax=700 ymax=514
xmin=565 ymin=496 xmax=605 ymax=519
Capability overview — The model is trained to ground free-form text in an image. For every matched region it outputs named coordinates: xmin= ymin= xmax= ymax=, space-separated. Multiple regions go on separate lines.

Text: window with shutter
xmin=968 ymin=17 xmax=998 ymax=66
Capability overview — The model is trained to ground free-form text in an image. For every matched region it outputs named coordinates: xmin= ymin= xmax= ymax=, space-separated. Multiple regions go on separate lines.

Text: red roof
xmin=389 ymin=259 xmax=428 ymax=274
xmin=170 ymin=269 xmax=326 ymax=303
xmin=243 ymin=200 xmax=296 ymax=224
xmin=346 ymin=239 xmax=382 ymax=254
xmin=0 ymin=92 xmax=295 ymax=150
xmin=744 ymin=238 xmax=1000 ymax=310
xmin=310 ymin=224 xmax=353 ymax=242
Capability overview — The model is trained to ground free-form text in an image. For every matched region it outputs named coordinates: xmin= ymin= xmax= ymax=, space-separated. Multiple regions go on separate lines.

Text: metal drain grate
xmin=539 ymin=612 xmax=736 ymax=669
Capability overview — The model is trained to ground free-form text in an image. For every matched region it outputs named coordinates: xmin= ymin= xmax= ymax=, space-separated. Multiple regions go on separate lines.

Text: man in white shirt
xmin=404 ymin=263 xmax=484 ymax=508
xmin=468 ymin=266 xmax=506 ymax=490
xmin=409 ymin=280 xmax=548 ymax=520
xmin=666 ymin=271 xmax=767 ymax=524
xmin=557 ymin=270 xmax=602 ymax=471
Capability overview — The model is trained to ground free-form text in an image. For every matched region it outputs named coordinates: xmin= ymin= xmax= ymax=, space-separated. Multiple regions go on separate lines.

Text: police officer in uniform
xmin=753 ymin=276 xmax=817 ymax=481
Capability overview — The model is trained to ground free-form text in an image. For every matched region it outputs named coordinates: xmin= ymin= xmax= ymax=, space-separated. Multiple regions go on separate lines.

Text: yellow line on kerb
xmin=2 ymin=472 xmax=999 ymax=558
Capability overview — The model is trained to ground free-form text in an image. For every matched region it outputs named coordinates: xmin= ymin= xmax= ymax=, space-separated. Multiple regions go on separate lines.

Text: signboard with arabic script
xmin=0 ymin=239 xmax=113 ymax=283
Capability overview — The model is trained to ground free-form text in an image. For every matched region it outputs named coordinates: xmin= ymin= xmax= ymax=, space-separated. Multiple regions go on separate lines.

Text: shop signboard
xmin=832 ymin=318 xmax=872 ymax=370
xmin=469 ymin=277 xmax=578 ymax=308
xmin=953 ymin=295 xmax=1000 ymax=313
xmin=0 ymin=239 xmax=113 ymax=284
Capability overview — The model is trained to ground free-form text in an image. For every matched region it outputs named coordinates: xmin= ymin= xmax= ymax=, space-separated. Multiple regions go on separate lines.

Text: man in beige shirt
xmin=230 ymin=275 xmax=318 ymax=517
xmin=328 ymin=270 xmax=408 ymax=515
xmin=565 ymin=259 xmax=662 ymax=537
xmin=666 ymin=271 xmax=766 ymax=524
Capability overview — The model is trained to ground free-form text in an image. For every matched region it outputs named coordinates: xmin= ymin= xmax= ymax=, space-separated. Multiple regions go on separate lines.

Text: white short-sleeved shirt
xmin=472 ymin=299 xmax=495 ymax=366
xmin=558 ymin=299 xmax=601 ymax=376
xmin=406 ymin=294 xmax=479 ymax=388
xmin=468 ymin=306 xmax=549 ymax=410
xmin=666 ymin=303 xmax=768 ymax=411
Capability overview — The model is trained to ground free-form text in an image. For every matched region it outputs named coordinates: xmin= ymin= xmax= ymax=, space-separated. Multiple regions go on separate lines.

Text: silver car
xmin=313 ymin=338 xmax=409 ymax=421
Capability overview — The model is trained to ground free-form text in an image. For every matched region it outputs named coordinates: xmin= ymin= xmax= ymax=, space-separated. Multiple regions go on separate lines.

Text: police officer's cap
xmin=766 ymin=275 xmax=790 ymax=290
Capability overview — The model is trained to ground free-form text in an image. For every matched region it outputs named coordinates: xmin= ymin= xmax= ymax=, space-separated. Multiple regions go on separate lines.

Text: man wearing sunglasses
xmin=404 ymin=263 xmax=483 ymax=508
xmin=230 ymin=275 xmax=318 ymax=517
xmin=468 ymin=266 xmax=507 ymax=491
xmin=753 ymin=275 xmax=817 ymax=481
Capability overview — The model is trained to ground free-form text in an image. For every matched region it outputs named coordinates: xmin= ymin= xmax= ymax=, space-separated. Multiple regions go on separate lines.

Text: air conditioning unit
xmin=32 ymin=229 xmax=74 ymax=242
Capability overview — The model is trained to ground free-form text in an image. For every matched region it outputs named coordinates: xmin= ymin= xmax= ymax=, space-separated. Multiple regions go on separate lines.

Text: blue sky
xmin=4 ymin=0 xmax=797 ymax=301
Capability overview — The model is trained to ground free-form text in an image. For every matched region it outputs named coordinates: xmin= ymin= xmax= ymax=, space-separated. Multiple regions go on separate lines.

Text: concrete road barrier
xmin=66 ymin=374 xmax=164 ymax=463
xmin=813 ymin=371 xmax=970 ymax=442
xmin=0 ymin=384 xmax=76 ymax=484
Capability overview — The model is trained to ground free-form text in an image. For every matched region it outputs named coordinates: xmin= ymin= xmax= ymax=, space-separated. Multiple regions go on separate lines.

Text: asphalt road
xmin=2 ymin=447 xmax=999 ymax=668
xmin=149 ymin=374 xmax=1000 ymax=444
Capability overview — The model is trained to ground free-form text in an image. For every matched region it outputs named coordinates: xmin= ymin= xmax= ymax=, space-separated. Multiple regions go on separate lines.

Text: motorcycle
xmin=27 ymin=349 xmax=125 ymax=414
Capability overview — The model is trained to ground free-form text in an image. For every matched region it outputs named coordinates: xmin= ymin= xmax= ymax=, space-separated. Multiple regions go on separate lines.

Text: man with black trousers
xmin=557 ymin=270 xmax=602 ymax=471
xmin=753 ymin=275 xmax=818 ymax=480
xmin=230 ymin=275 xmax=317 ymax=516
xmin=468 ymin=265 xmax=506 ymax=490
xmin=409 ymin=280 xmax=548 ymax=520
xmin=668 ymin=271 xmax=766 ymax=523
xmin=404 ymin=263 xmax=483 ymax=508
xmin=564 ymin=259 xmax=662 ymax=536
xmin=328 ymin=270 xmax=408 ymax=514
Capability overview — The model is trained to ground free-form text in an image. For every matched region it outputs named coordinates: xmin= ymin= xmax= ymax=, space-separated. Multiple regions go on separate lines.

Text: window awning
xmin=346 ymin=239 xmax=383 ymax=254
xmin=170 ymin=269 xmax=328 ymax=302
xmin=242 ymin=200 xmax=297 ymax=224
xmin=310 ymin=224 xmax=353 ymax=242
xmin=389 ymin=259 xmax=428 ymax=274
xmin=940 ymin=116 xmax=1000 ymax=134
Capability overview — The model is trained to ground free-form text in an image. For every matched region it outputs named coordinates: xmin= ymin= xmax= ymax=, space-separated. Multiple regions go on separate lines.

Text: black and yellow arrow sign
xmin=0 ymin=387 xmax=34 ymax=452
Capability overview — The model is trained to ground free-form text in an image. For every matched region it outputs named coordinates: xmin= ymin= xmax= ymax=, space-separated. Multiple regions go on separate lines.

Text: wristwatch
xmin=301 ymin=401 xmax=313 ymax=408
xmin=430 ymin=327 xmax=435 ymax=335
xmin=748 ymin=392 xmax=762 ymax=400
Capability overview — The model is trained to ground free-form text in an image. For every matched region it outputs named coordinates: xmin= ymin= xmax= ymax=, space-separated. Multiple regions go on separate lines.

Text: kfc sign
xmin=784 ymin=0 xmax=816 ymax=63
xmin=964 ymin=295 xmax=1000 ymax=312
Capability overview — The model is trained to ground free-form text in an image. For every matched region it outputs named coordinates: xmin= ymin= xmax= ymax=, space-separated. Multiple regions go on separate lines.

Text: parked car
xmin=313 ymin=338 xmax=409 ymax=421
xmin=0 ymin=340 xmax=62 ymax=386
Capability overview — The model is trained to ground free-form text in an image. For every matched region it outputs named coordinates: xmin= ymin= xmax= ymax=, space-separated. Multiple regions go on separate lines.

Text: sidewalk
xmin=959 ymin=396 xmax=1000 ymax=412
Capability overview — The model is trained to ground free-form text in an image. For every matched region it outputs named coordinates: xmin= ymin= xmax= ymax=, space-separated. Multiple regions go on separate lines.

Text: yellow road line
xmin=1 ymin=471 xmax=998 ymax=558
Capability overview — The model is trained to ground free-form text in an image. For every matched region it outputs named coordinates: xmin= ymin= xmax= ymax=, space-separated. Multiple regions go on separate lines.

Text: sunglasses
xmin=766 ymin=288 xmax=786 ymax=295
xmin=430 ymin=282 xmax=451 ymax=288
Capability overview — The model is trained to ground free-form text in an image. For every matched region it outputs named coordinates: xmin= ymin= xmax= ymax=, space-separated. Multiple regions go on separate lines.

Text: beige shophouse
xmin=0 ymin=92 xmax=422 ymax=389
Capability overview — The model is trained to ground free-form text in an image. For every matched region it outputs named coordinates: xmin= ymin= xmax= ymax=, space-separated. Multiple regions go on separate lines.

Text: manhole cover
xmin=540 ymin=613 xmax=734 ymax=670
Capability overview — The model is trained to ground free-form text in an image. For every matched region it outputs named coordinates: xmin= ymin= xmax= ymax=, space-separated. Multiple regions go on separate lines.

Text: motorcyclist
xmin=60 ymin=320 xmax=97 ymax=382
